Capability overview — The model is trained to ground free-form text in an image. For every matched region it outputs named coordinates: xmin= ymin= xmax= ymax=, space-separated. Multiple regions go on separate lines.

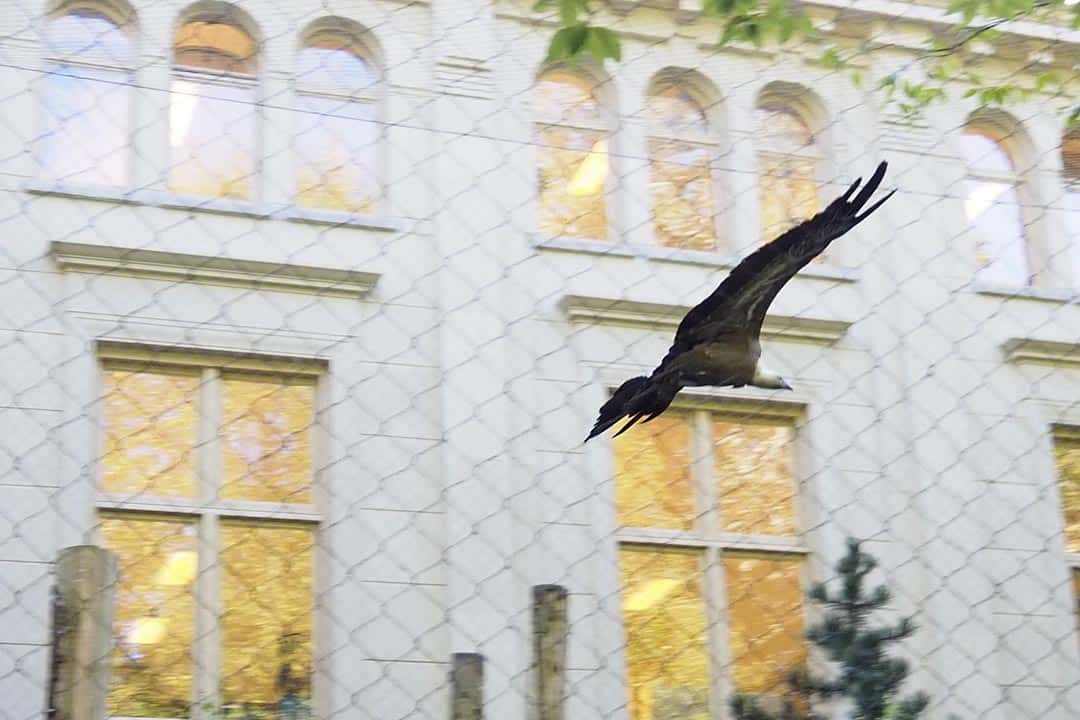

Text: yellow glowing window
xmin=221 ymin=376 xmax=314 ymax=504
xmin=614 ymin=407 xmax=804 ymax=717
xmin=98 ymin=358 xmax=319 ymax=719
xmin=724 ymin=552 xmax=807 ymax=698
xmin=101 ymin=369 xmax=200 ymax=498
xmin=534 ymin=70 xmax=608 ymax=240
xmin=614 ymin=413 xmax=696 ymax=530
xmin=756 ymin=105 xmax=820 ymax=256
xmin=221 ymin=522 xmax=315 ymax=711
xmin=714 ymin=420 xmax=798 ymax=536
xmin=100 ymin=515 xmax=197 ymax=719
xmin=647 ymin=84 xmax=717 ymax=252
xmin=1055 ymin=433 xmax=1080 ymax=553
xmin=620 ymin=546 xmax=710 ymax=720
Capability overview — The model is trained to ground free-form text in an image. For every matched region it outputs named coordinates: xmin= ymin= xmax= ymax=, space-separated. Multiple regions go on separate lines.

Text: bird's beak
xmin=780 ymin=378 xmax=793 ymax=391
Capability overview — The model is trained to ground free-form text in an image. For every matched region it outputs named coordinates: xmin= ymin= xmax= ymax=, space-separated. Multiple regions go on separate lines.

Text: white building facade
xmin=1 ymin=1 xmax=1079 ymax=719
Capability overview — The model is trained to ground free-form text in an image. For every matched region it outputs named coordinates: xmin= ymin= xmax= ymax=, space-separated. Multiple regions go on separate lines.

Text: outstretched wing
xmin=658 ymin=162 xmax=894 ymax=366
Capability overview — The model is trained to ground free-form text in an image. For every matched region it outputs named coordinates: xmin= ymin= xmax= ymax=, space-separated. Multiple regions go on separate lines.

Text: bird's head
xmin=752 ymin=365 xmax=793 ymax=391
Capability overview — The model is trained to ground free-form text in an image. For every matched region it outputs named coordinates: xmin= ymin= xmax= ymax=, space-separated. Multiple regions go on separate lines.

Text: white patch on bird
xmin=751 ymin=362 xmax=791 ymax=390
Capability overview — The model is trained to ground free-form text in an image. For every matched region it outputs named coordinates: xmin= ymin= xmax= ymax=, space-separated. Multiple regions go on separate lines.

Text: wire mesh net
xmin=1 ymin=1 xmax=1080 ymax=720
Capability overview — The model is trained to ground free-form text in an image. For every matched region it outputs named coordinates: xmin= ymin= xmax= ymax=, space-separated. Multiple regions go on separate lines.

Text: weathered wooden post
xmin=533 ymin=584 xmax=568 ymax=720
xmin=48 ymin=546 xmax=117 ymax=720
xmin=449 ymin=652 xmax=484 ymax=720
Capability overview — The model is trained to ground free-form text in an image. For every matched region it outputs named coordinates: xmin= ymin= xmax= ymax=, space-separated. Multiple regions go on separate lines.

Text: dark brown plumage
xmin=585 ymin=161 xmax=895 ymax=442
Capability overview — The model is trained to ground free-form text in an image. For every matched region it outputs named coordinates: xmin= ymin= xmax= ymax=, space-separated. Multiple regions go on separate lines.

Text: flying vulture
xmin=585 ymin=161 xmax=895 ymax=442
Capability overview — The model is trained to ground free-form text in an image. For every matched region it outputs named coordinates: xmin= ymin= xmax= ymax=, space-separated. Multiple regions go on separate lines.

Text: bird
xmin=584 ymin=161 xmax=895 ymax=443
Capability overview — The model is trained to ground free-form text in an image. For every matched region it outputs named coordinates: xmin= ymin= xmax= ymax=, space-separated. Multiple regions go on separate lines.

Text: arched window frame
xmin=168 ymin=3 xmax=260 ymax=201
xmin=533 ymin=65 xmax=613 ymax=242
xmin=39 ymin=1 xmax=137 ymax=187
xmin=645 ymin=71 xmax=721 ymax=253
xmin=754 ymin=88 xmax=825 ymax=255
xmin=293 ymin=21 xmax=383 ymax=216
xmin=961 ymin=115 xmax=1033 ymax=287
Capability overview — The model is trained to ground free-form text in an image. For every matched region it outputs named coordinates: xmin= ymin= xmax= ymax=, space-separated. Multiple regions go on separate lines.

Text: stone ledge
xmin=562 ymin=294 xmax=852 ymax=344
xmin=51 ymin=241 xmax=380 ymax=300
xmin=1003 ymin=338 xmax=1080 ymax=368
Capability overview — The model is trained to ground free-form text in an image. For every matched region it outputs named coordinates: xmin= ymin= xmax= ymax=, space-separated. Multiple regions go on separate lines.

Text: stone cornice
xmin=51 ymin=241 xmax=380 ymax=300
xmin=562 ymin=294 xmax=852 ymax=344
xmin=1003 ymin=338 xmax=1080 ymax=368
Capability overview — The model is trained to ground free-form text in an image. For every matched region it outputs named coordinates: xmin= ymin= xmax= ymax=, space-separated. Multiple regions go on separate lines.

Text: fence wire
xmin=1 ymin=1 xmax=1080 ymax=720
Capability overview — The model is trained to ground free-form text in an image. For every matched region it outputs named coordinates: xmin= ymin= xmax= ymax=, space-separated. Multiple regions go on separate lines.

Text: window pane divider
xmin=194 ymin=367 xmax=222 ymax=716
xmin=648 ymin=132 xmax=717 ymax=148
xmin=534 ymin=119 xmax=608 ymax=134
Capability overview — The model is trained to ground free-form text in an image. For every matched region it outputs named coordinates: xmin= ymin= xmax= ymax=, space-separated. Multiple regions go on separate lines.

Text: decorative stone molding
xmin=562 ymin=294 xmax=852 ymax=344
xmin=51 ymin=241 xmax=380 ymax=299
xmin=1003 ymin=338 xmax=1080 ymax=368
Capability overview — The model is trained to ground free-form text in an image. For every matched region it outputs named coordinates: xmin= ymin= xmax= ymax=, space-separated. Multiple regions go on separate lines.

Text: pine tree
xmin=732 ymin=538 xmax=931 ymax=720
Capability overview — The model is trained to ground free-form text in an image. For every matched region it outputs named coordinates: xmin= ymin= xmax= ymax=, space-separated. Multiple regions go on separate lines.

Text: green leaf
xmin=546 ymin=24 xmax=589 ymax=63
xmin=559 ymin=0 xmax=579 ymax=27
xmin=820 ymin=46 xmax=845 ymax=69
xmin=584 ymin=26 xmax=621 ymax=62
xmin=532 ymin=0 xmax=557 ymax=11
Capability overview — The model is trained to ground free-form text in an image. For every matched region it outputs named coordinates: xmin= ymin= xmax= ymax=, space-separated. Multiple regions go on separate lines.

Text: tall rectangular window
xmin=614 ymin=409 xmax=807 ymax=718
xmin=96 ymin=355 xmax=319 ymax=719
xmin=1054 ymin=428 xmax=1080 ymax=635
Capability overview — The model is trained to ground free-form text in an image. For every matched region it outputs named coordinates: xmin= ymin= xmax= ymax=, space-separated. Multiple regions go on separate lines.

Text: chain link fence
xmin=1 ymin=1 xmax=1080 ymax=719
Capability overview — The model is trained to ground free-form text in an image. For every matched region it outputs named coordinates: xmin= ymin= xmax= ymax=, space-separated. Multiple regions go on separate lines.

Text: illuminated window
xmin=756 ymin=102 xmax=819 ymax=246
xmin=169 ymin=10 xmax=258 ymax=199
xmin=1062 ymin=130 xmax=1080 ymax=289
xmin=962 ymin=125 xmax=1030 ymax=286
xmin=614 ymin=409 xmax=806 ymax=718
xmin=534 ymin=69 xmax=609 ymax=240
xmin=647 ymin=80 xmax=717 ymax=251
xmin=1054 ymin=429 xmax=1080 ymax=639
xmin=295 ymin=28 xmax=379 ymax=213
xmin=1055 ymin=429 xmax=1080 ymax=554
xmin=40 ymin=5 xmax=135 ymax=186
xmin=96 ymin=355 xmax=318 ymax=719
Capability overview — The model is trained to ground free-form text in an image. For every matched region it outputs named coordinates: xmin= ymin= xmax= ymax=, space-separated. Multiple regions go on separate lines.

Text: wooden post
xmin=450 ymin=652 xmax=484 ymax=720
xmin=48 ymin=546 xmax=118 ymax=720
xmin=533 ymin=584 xmax=568 ymax=720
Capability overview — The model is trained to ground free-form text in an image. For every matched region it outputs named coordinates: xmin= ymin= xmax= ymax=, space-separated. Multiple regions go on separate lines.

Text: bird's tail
xmin=584 ymin=375 xmax=679 ymax=443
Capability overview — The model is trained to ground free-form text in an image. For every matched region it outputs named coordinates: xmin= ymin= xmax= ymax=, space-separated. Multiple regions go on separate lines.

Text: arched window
xmin=756 ymin=101 xmax=819 ymax=243
xmin=40 ymin=4 xmax=135 ymax=186
xmin=533 ymin=69 xmax=609 ymax=241
xmin=169 ymin=8 xmax=258 ymax=199
xmin=647 ymin=79 xmax=717 ymax=251
xmin=294 ymin=26 xmax=379 ymax=214
xmin=961 ymin=124 xmax=1029 ymax=286
xmin=1062 ymin=128 xmax=1080 ymax=288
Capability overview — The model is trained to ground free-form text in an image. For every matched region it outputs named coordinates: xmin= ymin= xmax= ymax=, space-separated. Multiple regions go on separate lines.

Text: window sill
xmin=25 ymin=178 xmax=141 ymax=204
xmin=284 ymin=206 xmax=402 ymax=232
xmin=157 ymin=192 xmax=272 ymax=218
xmin=973 ymin=282 xmax=1078 ymax=304
xmin=26 ymin=180 xmax=404 ymax=231
xmin=531 ymin=233 xmax=859 ymax=282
